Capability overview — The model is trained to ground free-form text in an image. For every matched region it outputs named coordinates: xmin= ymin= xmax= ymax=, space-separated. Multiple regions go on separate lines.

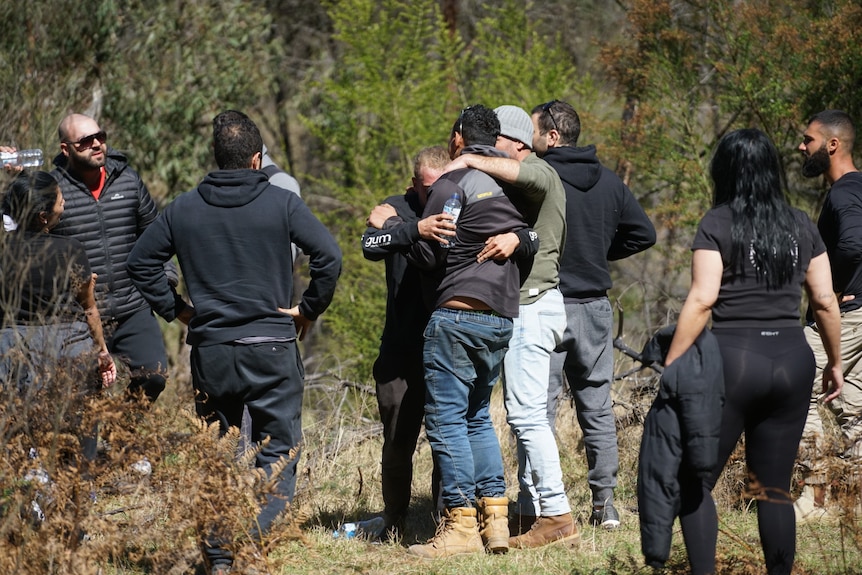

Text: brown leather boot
xmin=508 ymin=513 xmax=580 ymax=549
xmin=477 ymin=496 xmax=509 ymax=554
xmin=407 ymin=507 xmax=484 ymax=558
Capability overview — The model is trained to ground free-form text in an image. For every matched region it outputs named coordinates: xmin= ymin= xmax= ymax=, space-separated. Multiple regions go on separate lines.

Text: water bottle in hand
xmin=440 ymin=193 xmax=462 ymax=248
xmin=0 ymin=149 xmax=43 ymax=168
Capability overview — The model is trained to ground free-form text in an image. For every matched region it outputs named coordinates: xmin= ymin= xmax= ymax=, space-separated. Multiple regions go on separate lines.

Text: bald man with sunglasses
xmin=50 ymin=113 xmax=172 ymax=403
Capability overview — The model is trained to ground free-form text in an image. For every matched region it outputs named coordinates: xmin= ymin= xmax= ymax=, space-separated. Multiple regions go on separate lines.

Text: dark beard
xmin=802 ymin=145 xmax=830 ymax=178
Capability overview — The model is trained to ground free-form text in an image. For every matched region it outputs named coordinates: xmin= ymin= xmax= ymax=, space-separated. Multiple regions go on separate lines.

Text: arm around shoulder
xmin=453 ymin=155 xmax=522 ymax=185
xmin=513 ymin=154 xmax=560 ymax=200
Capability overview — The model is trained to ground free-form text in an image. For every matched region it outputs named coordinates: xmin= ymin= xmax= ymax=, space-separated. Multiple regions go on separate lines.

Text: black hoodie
xmin=543 ymin=145 xmax=656 ymax=298
xmin=128 ymin=169 xmax=342 ymax=346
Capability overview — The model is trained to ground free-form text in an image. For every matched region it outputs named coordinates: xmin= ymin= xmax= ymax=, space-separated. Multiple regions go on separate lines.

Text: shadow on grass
xmin=305 ymin=494 xmax=440 ymax=547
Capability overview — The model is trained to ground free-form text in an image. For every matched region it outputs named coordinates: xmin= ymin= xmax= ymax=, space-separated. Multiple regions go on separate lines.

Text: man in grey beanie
xmin=444 ymin=104 xmax=577 ymax=548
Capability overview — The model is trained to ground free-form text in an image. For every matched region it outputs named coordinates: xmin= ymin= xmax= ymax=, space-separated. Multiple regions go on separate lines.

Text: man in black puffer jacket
xmin=51 ymin=113 xmax=170 ymax=401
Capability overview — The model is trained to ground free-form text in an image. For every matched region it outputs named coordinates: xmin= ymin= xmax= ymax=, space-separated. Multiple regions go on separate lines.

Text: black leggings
xmin=679 ymin=327 xmax=814 ymax=575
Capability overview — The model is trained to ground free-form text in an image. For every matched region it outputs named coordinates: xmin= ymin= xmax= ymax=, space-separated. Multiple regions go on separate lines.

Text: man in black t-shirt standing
xmin=797 ymin=109 xmax=862 ymax=521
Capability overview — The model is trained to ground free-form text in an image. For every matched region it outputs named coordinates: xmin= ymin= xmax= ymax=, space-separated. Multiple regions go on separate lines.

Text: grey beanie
xmin=495 ymin=105 xmax=533 ymax=150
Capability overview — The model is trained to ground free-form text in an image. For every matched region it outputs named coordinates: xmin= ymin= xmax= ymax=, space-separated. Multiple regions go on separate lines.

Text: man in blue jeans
xmin=405 ymin=105 xmax=537 ymax=558
xmin=128 ymin=111 xmax=341 ymax=574
xmin=441 ymin=105 xmax=576 ymax=548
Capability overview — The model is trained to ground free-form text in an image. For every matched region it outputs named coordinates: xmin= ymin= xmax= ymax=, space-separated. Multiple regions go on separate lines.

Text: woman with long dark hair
xmin=1 ymin=171 xmax=115 ymax=391
xmin=664 ymin=129 xmax=843 ymax=574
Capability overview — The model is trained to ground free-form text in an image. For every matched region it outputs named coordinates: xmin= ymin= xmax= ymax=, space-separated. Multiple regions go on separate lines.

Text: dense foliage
xmin=1 ymin=0 xmax=861 ymax=381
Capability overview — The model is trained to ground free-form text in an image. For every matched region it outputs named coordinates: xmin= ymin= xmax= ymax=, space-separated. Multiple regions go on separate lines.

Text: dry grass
xmin=2 ymin=339 xmax=860 ymax=574
xmin=0 ymin=354 xmax=303 ymax=575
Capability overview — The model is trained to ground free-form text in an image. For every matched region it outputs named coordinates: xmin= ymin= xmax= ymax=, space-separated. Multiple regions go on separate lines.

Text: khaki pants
xmin=801 ymin=307 xmax=862 ymax=481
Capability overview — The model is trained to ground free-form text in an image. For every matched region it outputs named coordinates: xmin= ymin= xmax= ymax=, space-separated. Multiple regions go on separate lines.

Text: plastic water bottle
xmin=131 ymin=457 xmax=152 ymax=476
xmin=0 ymin=149 xmax=43 ymax=168
xmin=332 ymin=522 xmax=358 ymax=539
xmin=440 ymin=193 xmax=462 ymax=248
xmin=24 ymin=447 xmax=51 ymax=525
xmin=332 ymin=517 xmax=387 ymax=540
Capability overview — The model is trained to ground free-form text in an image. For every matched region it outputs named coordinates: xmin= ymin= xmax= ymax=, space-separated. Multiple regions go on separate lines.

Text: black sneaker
xmin=355 ymin=516 xmax=388 ymax=541
xmin=589 ymin=503 xmax=620 ymax=530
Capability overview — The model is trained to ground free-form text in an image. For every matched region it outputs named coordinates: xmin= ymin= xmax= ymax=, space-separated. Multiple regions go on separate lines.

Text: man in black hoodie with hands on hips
xmin=128 ymin=110 xmax=342 ymax=575
xmin=535 ymin=100 xmax=656 ymax=530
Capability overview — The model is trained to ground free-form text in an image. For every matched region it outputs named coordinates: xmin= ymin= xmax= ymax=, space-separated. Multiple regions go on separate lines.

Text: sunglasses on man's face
xmin=541 ymin=100 xmax=559 ymax=132
xmin=65 ymin=130 xmax=108 ymax=149
xmin=457 ymin=105 xmax=475 ymax=136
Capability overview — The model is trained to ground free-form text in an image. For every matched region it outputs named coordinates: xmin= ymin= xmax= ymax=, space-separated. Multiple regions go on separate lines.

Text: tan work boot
xmin=477 ymin=496 xmax=509 ymax=554
xmin=794 ymin=485 xmax=839 ymax=524
xmin=407 ymin=507 xmax=484 ymax=558
xmin=508 ymin=513 xmax=580 ymax=549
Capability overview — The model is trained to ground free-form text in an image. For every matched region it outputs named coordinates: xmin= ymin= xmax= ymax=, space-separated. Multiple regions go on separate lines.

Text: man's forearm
xmin=460 ymin=155 xmax=521 ymax=184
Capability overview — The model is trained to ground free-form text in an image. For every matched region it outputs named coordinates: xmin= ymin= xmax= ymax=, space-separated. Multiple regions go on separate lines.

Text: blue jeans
xmin=548 ymin=297 xmax=618 ymax=506
xmin=423 ymin=308 xmax=512 ymax=509
xmin=503 ymin=289 xmax=570 ymax=516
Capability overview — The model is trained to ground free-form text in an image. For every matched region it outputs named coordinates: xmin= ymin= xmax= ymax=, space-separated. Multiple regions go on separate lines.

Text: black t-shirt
xmin=0 ymin=231 xmax=91 ymax=324
xmin=692 ymin=204 xmax=826 ymax=328
xmin=816 ymin=171 xmax=862 ymax=312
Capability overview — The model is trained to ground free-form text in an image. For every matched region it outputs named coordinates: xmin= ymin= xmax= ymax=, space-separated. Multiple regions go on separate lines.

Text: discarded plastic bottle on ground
xmin=332 ymin=516 xmax=387 ymax=540
xmin=24 ymin=447 xmax=51 ymax=486
xmin=0 ymin=149 xmax=43 ymax=168
xmin=440 ymin=193 xmax=462 ymax=248
xmin=332 ymin=522 xmax=358 ymax=539
xmin=131 ymin=457 xmax=152 ymax=476
xmin=24 ymin=448 xmax=51 ymax=525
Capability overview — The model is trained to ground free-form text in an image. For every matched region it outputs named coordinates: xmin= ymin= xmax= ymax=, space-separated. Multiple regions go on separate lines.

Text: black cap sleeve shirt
xmin=691 ymin=204 xmax=826 ymax=328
